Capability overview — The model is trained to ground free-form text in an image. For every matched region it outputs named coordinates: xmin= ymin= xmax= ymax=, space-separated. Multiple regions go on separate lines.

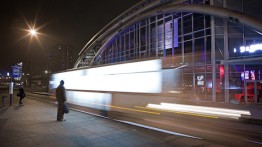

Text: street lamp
xmin=28 ymin=28 xmax=38 ymax=37
xmin=29 ymin=29 xmax=37 ymax=36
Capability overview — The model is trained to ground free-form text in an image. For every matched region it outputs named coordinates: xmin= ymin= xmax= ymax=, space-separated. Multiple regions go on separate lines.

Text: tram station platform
xmin=0 ymin=94 xmax=217 ymax=147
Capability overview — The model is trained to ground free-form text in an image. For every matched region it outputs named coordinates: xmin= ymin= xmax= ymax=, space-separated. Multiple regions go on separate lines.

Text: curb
xmin=240 ymin=115 xmax=262 ymax=125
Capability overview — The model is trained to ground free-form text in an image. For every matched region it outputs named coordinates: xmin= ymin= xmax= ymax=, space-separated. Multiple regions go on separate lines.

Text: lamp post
xmin=27 ymin=27 xmax=38 ymax=90
xmin=9 ymin=27 xmax=38 ymax=106
xmin=9 ymin=73 xmax=13 ymax=106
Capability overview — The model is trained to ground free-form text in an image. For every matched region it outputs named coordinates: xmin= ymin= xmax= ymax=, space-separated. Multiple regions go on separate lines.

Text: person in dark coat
xmin=19 ymin=86 xmax=25 ymax=105
xmin=56 ymin=80 xmax=67 ymax=121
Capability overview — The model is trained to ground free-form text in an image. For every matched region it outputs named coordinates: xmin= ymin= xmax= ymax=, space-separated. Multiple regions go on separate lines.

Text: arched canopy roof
xmin=74 ymin=2 xmax=262 ymax=68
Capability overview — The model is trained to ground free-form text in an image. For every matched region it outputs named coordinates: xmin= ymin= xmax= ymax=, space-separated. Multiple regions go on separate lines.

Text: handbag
xmin=64 ymin=103 xmax=69 ymax=113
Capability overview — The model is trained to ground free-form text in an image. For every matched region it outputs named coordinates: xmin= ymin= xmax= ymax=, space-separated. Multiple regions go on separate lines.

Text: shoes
xmin=19 ymin=102 xmax=23 ymax=105
xmin=57 ymin=119 xmax=66 ymax=122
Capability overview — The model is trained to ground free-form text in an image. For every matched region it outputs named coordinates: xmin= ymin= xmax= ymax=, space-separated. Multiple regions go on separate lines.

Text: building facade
xmin=74 ymin=0 xmax=262 ymax=103
xmin=49 ymin=43 xmax=76 ymax=72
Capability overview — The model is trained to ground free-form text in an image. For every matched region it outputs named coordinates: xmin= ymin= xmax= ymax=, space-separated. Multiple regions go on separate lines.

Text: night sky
xmin=0 ymin=0 xmax=141 ymax=73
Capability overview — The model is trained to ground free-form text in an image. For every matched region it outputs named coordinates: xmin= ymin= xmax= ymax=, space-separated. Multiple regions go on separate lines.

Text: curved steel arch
xmin=75 ymin=3 xmax=262 ymax=68
xmin=73 ymin=0 xmax=163 ymax=68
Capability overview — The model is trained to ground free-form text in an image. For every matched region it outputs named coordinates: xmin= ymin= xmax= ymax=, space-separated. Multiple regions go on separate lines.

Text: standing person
xmin=56 ymin=80 xmax=67 ymax=121
xmin=19 ymin=85 xmax=25 ymax=105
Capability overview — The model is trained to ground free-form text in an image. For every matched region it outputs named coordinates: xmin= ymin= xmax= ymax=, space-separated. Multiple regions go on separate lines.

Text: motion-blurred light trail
xmin=68 ymin=99 xmax=160 ymax=115
xmin=135 ymin=106 xmax=218 ymax=118
xmin=147 ymin=103 xmax=251 ymax=119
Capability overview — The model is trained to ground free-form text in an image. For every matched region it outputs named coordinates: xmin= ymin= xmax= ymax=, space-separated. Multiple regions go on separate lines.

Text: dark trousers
xmin=19 ymin=97 xmax=24 ymax=103
xmin=57 ymin=103 xmax=64 ymax=120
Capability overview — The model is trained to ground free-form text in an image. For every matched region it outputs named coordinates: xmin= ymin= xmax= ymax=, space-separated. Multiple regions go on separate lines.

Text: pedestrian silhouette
xmin=18 ymin=85 xmax=26 ymax=105
xmin=56 ymin=80 xmax=67 ymax=121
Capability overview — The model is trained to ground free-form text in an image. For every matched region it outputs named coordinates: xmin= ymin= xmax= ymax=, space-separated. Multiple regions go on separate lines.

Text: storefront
xmin=227 ymin=61 xmax=262 ymax=103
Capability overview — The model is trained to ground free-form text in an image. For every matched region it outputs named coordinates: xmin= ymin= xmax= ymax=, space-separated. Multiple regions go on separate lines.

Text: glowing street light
xmin=29 ymin=29 xmax=37 ymax=36
xmin=28 ymin=28 xmax=38 ymax=37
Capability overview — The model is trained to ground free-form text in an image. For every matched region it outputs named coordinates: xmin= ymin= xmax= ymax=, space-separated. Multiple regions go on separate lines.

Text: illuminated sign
xmin=196 ymin=75 xmax=204 ymax=86
xmin=12 ymin=65 xmax=21 ymax=78
xmin=234 ymin=43 xmax=262 ymax=53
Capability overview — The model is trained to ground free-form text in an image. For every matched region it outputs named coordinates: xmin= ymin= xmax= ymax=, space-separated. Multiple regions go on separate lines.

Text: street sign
xmin=12 ymin=65 xmax=21 ymax=78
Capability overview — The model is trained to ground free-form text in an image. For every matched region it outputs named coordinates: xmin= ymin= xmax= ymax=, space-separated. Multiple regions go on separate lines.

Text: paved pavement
xmin=0 ymin=95 xmax=221 ymax=147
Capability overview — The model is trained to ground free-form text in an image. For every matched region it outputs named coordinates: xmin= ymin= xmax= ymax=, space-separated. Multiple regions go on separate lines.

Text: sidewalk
xmin=0 ymin=97 xmax=217 ymax=147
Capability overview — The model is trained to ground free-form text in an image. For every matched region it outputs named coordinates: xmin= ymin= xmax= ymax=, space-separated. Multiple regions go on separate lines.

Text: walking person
xmin=19 ymin=85 xmax=26 ymax=105
xmin=56 ymin=80 xmax=67 ymax=121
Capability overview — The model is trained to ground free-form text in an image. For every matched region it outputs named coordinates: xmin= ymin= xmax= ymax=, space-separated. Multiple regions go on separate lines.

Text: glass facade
xmin=77 ymin=0 xmax=262 ymax=103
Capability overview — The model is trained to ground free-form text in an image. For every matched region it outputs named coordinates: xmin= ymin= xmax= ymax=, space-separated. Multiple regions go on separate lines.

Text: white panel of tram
xmin=50 ymin=59 xmax=162 ymax=93
xmin=67 ymin=91 xmax=111 ymax=111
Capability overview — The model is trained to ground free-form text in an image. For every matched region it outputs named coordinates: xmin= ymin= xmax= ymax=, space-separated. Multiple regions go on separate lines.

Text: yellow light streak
xmin=109 ymin=105 xmax=160 ymax=115
xmin=68 ymin=100 xmax=160 ymax=115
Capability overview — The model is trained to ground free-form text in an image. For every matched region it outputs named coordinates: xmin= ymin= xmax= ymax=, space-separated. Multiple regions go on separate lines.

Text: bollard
xmin=2 ymin=96 xmax=7 ymax=106
xmin=9 ymin=82 xmax=14 ymax=106
xmin=10 ymin=94 xmax=13 ymax=106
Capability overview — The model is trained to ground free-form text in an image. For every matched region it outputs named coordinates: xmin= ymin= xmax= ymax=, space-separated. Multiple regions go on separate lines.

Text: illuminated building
xmin=67 ymin=0 xmax=262 ymax=103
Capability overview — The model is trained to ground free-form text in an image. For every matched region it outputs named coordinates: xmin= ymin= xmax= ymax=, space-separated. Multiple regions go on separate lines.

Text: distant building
xmin=49 ymin=43 xmax=76 ymax=73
